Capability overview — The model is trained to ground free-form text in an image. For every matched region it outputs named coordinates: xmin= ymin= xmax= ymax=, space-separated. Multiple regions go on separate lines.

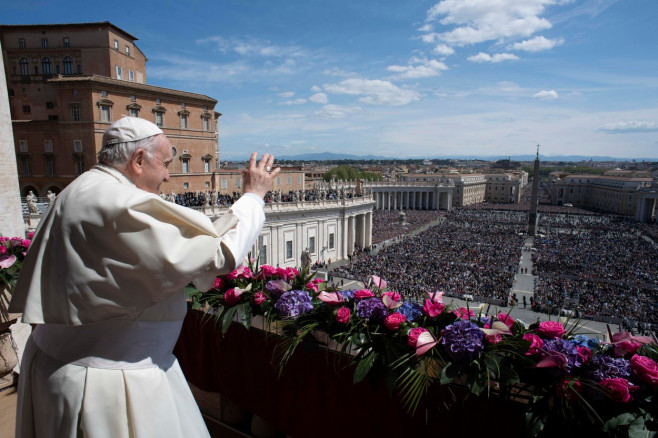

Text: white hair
xmin=97 ymin=135 xmax=161 ymax=166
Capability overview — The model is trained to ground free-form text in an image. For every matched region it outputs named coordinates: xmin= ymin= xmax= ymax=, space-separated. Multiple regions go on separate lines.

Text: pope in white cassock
xmin=9 ymin=117 xmax=280 ymax=438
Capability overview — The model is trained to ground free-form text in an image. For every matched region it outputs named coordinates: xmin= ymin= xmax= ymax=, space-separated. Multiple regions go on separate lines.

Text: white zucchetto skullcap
xmin=103 ymin=117 xmax=163 ymax=146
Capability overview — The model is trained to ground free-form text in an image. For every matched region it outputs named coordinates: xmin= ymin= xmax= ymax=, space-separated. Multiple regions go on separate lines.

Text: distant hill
xmin=275 ymin=152 xmax=657 ymax=162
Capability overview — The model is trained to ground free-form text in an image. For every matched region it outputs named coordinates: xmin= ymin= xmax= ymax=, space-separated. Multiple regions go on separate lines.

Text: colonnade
xmin=371 ymin=184 xmax=453 ymax=211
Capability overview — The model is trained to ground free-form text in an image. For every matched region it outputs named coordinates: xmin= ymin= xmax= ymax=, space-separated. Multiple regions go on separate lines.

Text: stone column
xmin=0 ymin=40 xmax=24 ymax=238
xmin=360 ymin=213 xmax=366 ymax=249
xmin=365 ymin=212 xmax=372 ymax=248
xmin=342 ymin=215 xmax=349 ymax=259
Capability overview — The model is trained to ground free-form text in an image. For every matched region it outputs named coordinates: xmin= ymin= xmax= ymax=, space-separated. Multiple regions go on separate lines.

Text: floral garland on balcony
xmin=1 ymin=233 xmax=32 ymax=323
xmin=189 ymin=261 xmax=658 ymax=438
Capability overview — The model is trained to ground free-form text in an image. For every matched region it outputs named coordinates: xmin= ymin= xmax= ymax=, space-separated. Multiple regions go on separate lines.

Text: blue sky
xmin=4 ymin=0 xmax=658 ymax=160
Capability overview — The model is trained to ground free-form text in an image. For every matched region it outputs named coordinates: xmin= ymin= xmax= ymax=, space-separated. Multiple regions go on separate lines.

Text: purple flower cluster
xmin=355 ymin=298 xmax=387 ymax=322
xmin=274 ymin=290 xmax=313 ymax=318
xmin=398 ymin=302 xmax=423 ymax=322
xmin=440 ymin=320 xmax=485 ymax=362
xmin=586 ymin=355 xmax=632 ymax=382
xmin=542 ymin=338 xmax=583 ymax=372
xmin=265 ymin=280 xmax=289 ymax=299
xmin=339 ymin=289 xmax=356 ymax=300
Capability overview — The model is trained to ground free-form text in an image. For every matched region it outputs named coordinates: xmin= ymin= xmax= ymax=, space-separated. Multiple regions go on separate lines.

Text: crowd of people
xmin=371 ymin=210 xmax=446 ymax=244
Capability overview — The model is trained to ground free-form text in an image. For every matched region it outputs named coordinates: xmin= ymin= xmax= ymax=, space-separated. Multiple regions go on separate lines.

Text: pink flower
xmin=630 ymin=355 xmax=658 ymax=388
xmin=0 ymin=254 xmax=17 ymax=269
xmin=223 ymin=288 xmax=243 ymax=306
xmin=225 ymin=269 xmax=240 ymax=281
xmin=275 ymin=267 xmax=289 ymax=278
xmin=253 ymin=291 xmax=267 ymax=305
xmin=384 ymin=312 xmax=406 ymax=331
xmin=336 ymin=307 xmax=351 ymax=324
xmin=576 ymin=346 xmax=592 ymax=364
xmin=536 ymin=321 xmax=566 ymax=339
xmin=497 ymin=312 xmax=515 ymax=328
xmin=486 ymin=334 xmax=502 ymax=344
xmin=523 ymin=333 xmax=544 ymax=356
xmin=371 ymin=275 xmax=387 ymax=289
xmin=453 ymin=307 xmax=474 ymax=320
xmin=285 ymin=267 xmax=299 ymax=279
xmin=27 ymin=232 xmax=34 ymax=239
xmin=382 ymin=291 xmax=402 ymax=309
xmin=407 ymin=327 xmax=428 ymax=348
xmin=317 ymin=292 xmax=345 ymax=305
xmin=20 ymin=239 xmax=31 ymax=249
xmin=611 ymin=332 xmax=654 ymax=357
xmin=382 ymin=291 xmax=401 ymax=302
xmin=306 ymin=282 xmax=319 ymax=293
xmin=423 ymin=299 xmax=445 ymax=318
xmin=312 ymin=278 xmax=325 ymax=284
xmin=213 ymin=277 xmax=225 ymax=290
xmin=599 ymin=378 xmax=638 ymax=403
xmin=427 ymin=290 xmax=444 ymax=303
xmin=258 ymin=265 xmax=277 ymax=279
xmin=240 ymin=267 xmax=253 ymax=279
xmin=0 ymin=246 xmax=6 ymax=255
xmin=354 ymin=289 xmax=375 ymax=300
xmin=556 ymin=379 xmax=582 ymax=402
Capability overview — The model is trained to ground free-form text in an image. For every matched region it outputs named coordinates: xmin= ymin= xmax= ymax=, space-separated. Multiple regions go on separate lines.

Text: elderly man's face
xmin=137 ymin=135 xmax=173 ymax=194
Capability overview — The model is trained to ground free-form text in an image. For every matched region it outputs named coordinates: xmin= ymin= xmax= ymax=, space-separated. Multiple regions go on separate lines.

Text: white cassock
xmin=9 ymin=164 xmax=265 ymax=438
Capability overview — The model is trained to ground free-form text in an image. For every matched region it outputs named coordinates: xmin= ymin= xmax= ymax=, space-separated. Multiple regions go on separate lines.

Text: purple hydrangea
xmin=568 ymin=334 xmax=600 ymax=349
xmin=586 ymin=355 xmax=632 ymax=382
xmin=398 ymin=301 xmax=423 ymax=322
xmin=472 ymin=314 xmax=491 ymax=326
xmin=265 ymin=280 xmax=290 ymax=299
xmin=274 ymin=290 xmax=313 ymax=318
xmin=340 ymin=289 xmax=356 ymax=300
xmin=355 ymin=298 xmax=387 ymax=322
xmin=440 ymin=320 xmax=485 ymax=362
xmin=542 ymin=338 xmax=584 ymax=372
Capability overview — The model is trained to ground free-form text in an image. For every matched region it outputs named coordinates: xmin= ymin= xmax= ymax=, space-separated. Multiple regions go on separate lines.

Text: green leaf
xmin=221 ymin=306 xmax=238 ymax=334
xmin=353 ymin=351 xmax=376 ymax=384
xmin=603 ymin=412 xmax=637 ymax=433
xmin=440 ymin=364 xmax=455 ymax=385
xmin=236 ymin=303 xmax=251 ymax=330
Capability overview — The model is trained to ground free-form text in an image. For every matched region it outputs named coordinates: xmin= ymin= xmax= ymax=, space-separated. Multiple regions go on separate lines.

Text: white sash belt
xmin=32 ymin=319 xmax=184 ymax=370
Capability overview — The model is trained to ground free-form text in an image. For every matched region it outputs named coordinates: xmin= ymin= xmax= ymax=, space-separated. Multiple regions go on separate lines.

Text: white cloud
xmin=197 ymin=35 xmax=306 ymax=58
xmin=599 ymin=121 xmax=658 ymax=133
xmin=425 ymin=0 xmax=556 ymax=46
xmin=323 ymin=78 xmax=420 ymax=106
xmin=433 ymin=44 xmax=455 ymax=56
xmin=533 ymin=90 xmax=558 ymax=99
xmin=387 ymin=58 xmax=448 ymax=79
xmin=309 ymin=93 xmax=329 ymax=104
xmin=467 ymin=52 xmax=519 ymax=63
xmin=311 ymin=85 xmax=322 ymax=93
xmin=314 ymin=104 xmax=362 ymax=119
xmin=278 ymin=91 xmax=295 ymax=98
xmin=280 ymin=98 xmax=307 ymax=105
xmin=509 ymin=36 xmax=564 ymax=52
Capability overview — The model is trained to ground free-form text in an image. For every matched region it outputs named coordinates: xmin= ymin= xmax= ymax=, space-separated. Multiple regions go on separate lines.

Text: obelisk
xmin=528 ymin=145 xmax=540 ymax=236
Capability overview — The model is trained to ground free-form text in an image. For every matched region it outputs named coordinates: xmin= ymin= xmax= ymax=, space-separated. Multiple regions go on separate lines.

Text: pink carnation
xmin=523 ymin=332 xmax=544 ymax=356
xmin=253 ymin=291 xmax=267 ymax=305
xmin=599 ymin=378 xmax=638 ymax=403
xmin=536 ymin=321 xmax=566 ymax=338
xmin=423 ymin=299 xmax=445 ymax=318
xmin=407 ymin=327 xmax=428 ymax=348
xmin=354 ymin=289 xmax=375 ymax=300
xmin=384 ymin=312 xmax=406 ymax=331
xmin=336 ymin=307 xmax=351 ymax=324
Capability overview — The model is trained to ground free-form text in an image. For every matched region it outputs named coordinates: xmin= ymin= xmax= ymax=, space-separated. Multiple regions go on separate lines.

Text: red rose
xmin=536 ymin=321 xmax=566 ymax=339
xmin=523 ymin=332 xmax=544 ymax=356
xmin=354 ymin=289 xmax=375 ymax=300
xmin=384 ymin=312 xmax=406 ymax=331
xmin=423 ymin=299 xmax=445 ymax=318
xmin=253 ymin=291 xmax=267 ymax=305
xmin=630 ymin=355 xmax=658 ymax=388
xmin=408 ymin=327 xmax=428 ymax=347
xmin=223 ymin=288 xmax=242 ymax=306
xmin=599 ymin=378 xmax=638 ymax=403
xmin=336 ymin=307 xmax=351 ymax=324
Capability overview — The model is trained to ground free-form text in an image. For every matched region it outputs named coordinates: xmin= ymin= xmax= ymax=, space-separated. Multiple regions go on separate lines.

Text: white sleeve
xmin=213 ymin=193 xmax=265 ymax=268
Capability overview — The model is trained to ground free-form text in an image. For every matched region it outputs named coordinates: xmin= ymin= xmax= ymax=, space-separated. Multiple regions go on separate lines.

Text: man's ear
xmin=130 ymin=149 xmax=147 ymax=175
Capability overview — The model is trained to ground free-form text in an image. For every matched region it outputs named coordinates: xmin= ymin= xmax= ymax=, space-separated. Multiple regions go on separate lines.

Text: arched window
xmin=20 ymin=58 xmax=29 ymax=76
xmin=41 ymin=57 xmax=52 ymax=75
xmin=63 ymin=56 xmax=73 ymax=75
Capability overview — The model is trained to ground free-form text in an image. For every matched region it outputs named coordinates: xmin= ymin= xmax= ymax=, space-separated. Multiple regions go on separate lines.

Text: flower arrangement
xmin=192 ymin=262 xmax=658 ymax=437
xmin=0 ymin=233 xmax=32 ymax=323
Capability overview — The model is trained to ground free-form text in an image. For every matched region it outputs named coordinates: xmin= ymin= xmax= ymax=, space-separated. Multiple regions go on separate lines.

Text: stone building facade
xmin=1 ymin=22 xmax=219 ymax=196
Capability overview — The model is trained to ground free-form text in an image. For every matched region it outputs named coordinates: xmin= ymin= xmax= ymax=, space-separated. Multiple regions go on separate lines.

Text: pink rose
xmin=497 ymin=312 xmax=515 ymax=328
xmin=317 ymin=292 xmax=345 ymax=305
xmin=0 ymin=246 xmax=6 ymax=255
xmin=611 ymin=332 xmax=654 ymax=357
xmin=213 ymin=277 xmax=225 ymax=290
xmin=354 ymin=289 xmax=375 ymax=300
xmin=258 ymin=265 xmax=277 ymax=279
xmin=453 ymin=307 xmax=474 ymax=320
xmin=407 ymin=327 xmax=428 ymax=348
xmin=486 ymin=334 xmax=502 ymax=344
xmin=306 ymin=282 xmax=319 ymax=293
xmin=253 ymin=291 xmax=267 ymax=305
xmin=536 ymin=321 xmax=566 ymax=339
xmin=312 ymin=278 xmax=325 ymax=284
xmin=630 ymin=355 xmax=658 ymax=388
xmin=285 ymin=267 xmax=299 ymax=279
xmin=599 ymin=378 xmax=638 ymax=403
xmin=240 ymin=267 xmax=253 ymax=279
xmin=384 ymin=312 xmax=406 ymax=331
xmin=576 ymin=346 xmax=592 ymax=364
xmin=556 ymin=379 xmax=582 ymax=402
xmin=523 ymin=333 xmax=544 ymax=356
xmin=423 ymin=299 xmax=445 ymax=318
xmin=223 ymin=288 xmax=243 ymax=306
xmin=20 ymin=239 xmax=31 ymax=248
xmin=225 ymin=269 xmax=240 ymax=281
xmin=27 ymin=232 xmax=35 ymax=239
xmin=336 ymin=307 xmax=351 ymax=324
xmin=275 ymin=267 xmax=288 ymax=278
